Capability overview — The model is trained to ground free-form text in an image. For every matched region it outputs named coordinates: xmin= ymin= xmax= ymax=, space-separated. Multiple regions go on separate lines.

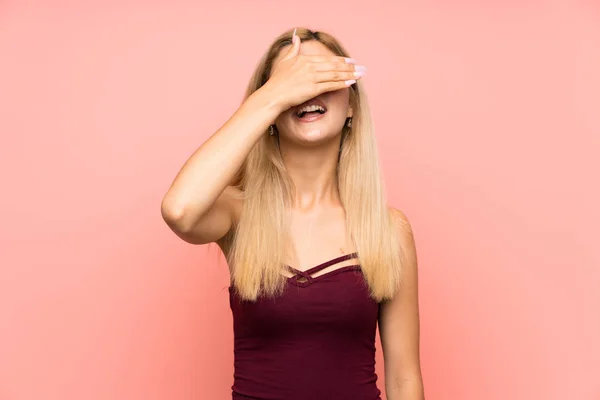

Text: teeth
xmin=296 ymin=104 xmax=326 ymax=116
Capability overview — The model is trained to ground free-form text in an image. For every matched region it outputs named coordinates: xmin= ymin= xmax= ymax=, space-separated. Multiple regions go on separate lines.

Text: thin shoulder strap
xmin=288 ymin=253 xmax=359 ymax=277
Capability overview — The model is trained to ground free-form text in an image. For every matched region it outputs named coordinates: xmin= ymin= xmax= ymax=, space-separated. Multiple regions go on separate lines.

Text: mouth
xmin=294 ymin=98 xmax=328 ymax=122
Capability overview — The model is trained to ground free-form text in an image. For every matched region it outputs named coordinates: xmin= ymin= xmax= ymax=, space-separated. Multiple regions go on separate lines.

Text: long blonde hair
xmin=228 ymin=28 xmax=403 ymax=302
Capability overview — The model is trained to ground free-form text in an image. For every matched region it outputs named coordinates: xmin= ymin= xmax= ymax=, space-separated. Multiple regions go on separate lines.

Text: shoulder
xmin=388 ymin=207 xmax=417 ymax=261
xmin=223 ymin=185 xmax=244 ymax=215
xmin=389 ymin=207 xmax=413 ymax=236
xmin=215 ymin=185 xmax=244 ymax=253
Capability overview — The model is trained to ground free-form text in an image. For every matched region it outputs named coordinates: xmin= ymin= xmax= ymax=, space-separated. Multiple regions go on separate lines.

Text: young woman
xmin=161 ymin=27 xmax=424 ymax=400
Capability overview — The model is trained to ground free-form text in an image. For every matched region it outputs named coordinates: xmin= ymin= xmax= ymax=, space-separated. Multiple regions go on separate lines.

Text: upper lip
xmin=294 ymin=98 xmax=327 ymax=115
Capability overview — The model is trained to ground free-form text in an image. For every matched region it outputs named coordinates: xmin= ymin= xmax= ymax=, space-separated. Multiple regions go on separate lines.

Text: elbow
xmin=161 ymin=196 xmax=193 ymax=233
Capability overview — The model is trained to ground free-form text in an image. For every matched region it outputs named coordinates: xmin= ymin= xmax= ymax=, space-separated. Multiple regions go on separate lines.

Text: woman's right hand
xmin=261 ymin=32 xmax=366 ymax=112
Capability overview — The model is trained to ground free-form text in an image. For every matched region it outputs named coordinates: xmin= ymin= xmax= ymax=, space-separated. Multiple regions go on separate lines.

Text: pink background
xmin=1 ymin=1 xmax=599 ymax=399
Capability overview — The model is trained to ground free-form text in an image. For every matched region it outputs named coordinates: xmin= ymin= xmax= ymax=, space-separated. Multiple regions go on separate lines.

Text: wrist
xmin=250 ymin=85 xmax=285 ymax=119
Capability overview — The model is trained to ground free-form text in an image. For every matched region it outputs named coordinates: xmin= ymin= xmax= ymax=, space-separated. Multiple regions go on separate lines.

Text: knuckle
xmin=337 ymin=63 xmax=349 ymax=73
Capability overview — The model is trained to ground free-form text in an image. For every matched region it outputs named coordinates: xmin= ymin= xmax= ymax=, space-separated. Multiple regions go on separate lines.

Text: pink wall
xmin=1 ymin=1 xmax=598 ymax=399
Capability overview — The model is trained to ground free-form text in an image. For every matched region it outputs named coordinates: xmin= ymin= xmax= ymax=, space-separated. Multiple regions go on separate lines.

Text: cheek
xmin=274 ymin=111 xmax=293 ymax=128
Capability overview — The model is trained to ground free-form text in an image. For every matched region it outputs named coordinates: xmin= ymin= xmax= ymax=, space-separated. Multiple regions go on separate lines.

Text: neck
xmin=279 ymin=139 xmax=342 ymax=211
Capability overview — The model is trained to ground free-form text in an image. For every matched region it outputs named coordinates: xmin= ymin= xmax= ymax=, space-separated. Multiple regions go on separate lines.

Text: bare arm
xmin=160 ymin=89 xmax=280 ymax=244
xmin=379 ymin=209 xmax=425 ymax=400
xmin=160 ymin=33 xmax=363 ymax=245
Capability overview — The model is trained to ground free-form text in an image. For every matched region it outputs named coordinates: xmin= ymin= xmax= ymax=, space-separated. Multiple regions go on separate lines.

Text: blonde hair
xmin=228 ymin=28 xmax=403 ymax=301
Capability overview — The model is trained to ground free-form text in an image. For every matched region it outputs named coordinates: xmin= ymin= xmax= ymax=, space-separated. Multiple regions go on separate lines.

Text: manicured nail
xmin=354 ymin=71 xmax=366 ymax=78
xmin=344 ymin=58 xmax=357 ymax=64
xmin=354 ymin=65 xmax=367 ymax=72
xmin=291 ymin=28 xmax=298 ymax=45
xmin=345 ymin=79 xmax=357 ymax=86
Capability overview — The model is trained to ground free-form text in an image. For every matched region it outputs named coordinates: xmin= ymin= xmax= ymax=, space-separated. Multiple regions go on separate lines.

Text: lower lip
xmin=296 ymin=112 xmax=326 ymax=123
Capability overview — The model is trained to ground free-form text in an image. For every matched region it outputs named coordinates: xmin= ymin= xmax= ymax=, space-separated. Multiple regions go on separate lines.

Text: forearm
xmin=385 ymin=376 xmax=424 ymax=400
xmin=161 ymin=87 xmax=281 ymax=225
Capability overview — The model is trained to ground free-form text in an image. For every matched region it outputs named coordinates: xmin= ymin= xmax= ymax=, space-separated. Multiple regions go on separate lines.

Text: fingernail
xmin=354 ymin=71 xmax=366 ymax=78
xmin=293 ymin=28 xmax=297 ymax=37
xmin=345 ymin=79 xmax=357 ymax=86
xmin=344 ymin=58 xmax=357 ymax=64
xmin=354 ymin=65 xmax=367 ymax=72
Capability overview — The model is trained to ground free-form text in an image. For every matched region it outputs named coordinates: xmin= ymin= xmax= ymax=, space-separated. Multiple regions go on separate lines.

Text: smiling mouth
xmin=295 ymin=104 xmax=327 ymax=119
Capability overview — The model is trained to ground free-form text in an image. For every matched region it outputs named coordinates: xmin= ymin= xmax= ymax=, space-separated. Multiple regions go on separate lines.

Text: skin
xmin=161 ymin=34 xmax=424 ymax=399
xmin=270 ymin=41 xmax=357 ymax=271
xmin=380 ymin=209 xmax=425 ymax=400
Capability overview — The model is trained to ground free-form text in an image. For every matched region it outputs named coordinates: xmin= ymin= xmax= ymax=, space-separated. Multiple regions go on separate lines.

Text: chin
xmin=287 ymin=124 xmax=343 ymax=146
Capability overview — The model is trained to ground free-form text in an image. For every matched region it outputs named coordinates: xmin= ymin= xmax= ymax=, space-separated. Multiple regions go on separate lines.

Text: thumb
xmin=282 ymin=28 xmax=301 ymax=61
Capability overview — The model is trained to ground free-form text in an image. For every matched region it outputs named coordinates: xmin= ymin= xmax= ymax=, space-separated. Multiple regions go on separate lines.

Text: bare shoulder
xmin=389 ymin=207 xmax=414 ymax=236
xmin=389 ymin=207 xmax=417 ymax=263
xmin=223 ymin=185 xmax=244 ymax=219
xmin=215 ymin=185 xmax=243 ymax=253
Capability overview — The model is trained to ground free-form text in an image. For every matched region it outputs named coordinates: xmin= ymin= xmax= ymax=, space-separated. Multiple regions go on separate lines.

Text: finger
xmin=313 ymin=62 xmax=366 ymax=73
xmin=316 ymin=79 xmax=357 ymax=94
xmin=314 ymin=68 xmax=366 ymax=83
xmin=281 ymin=28 xmax=301 ymax=61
